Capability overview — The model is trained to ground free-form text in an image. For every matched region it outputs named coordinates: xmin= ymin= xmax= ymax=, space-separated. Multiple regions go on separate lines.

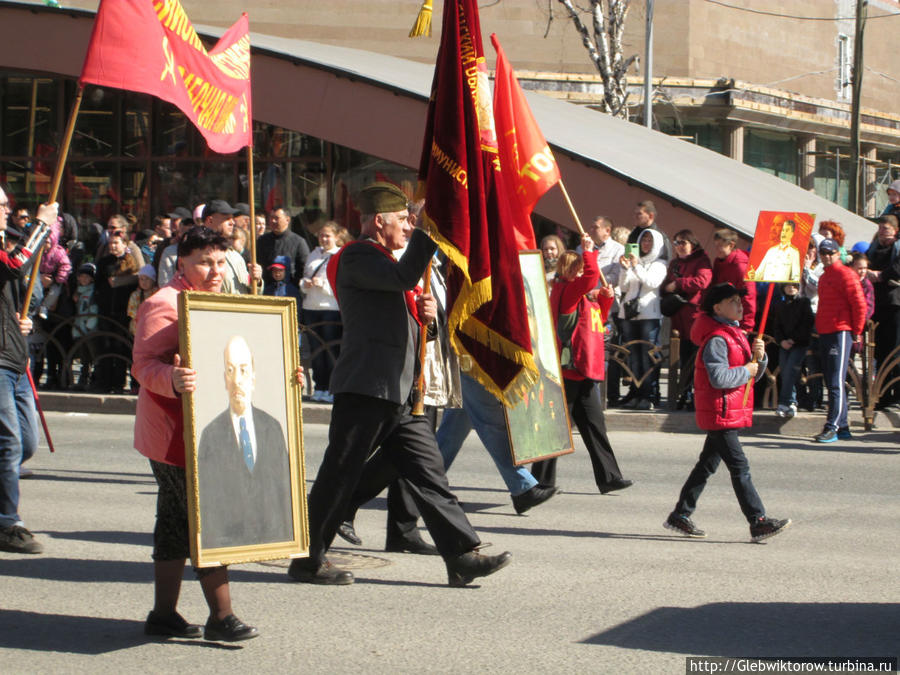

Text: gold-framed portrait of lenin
xmin=178 ymin=292 xmax=309 ymax=567
xmin=505 ymin=251 xmax=574 ymax=466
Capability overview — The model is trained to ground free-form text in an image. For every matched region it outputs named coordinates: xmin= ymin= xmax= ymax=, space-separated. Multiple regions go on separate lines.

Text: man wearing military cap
xmin=288 ymin=182 xmax=512 ymax=587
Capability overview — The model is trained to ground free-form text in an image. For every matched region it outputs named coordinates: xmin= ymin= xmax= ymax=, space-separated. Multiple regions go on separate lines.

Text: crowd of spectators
xmin=2 ymin=199 xmax=351 ymax=400
xmin=540 ymin=200 xmax=900 ymax=419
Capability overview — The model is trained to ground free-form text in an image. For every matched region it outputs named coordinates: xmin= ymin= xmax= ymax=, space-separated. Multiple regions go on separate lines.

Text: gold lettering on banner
xmin=431 ymin=141 xmax=468 ymax=188
xmin=591 ymin=307 xmax=605 ymax=333
xmin=210 ymin=34 xmax=251 ymax=80
xmin=519 ymin=147 xmax=556 ymax=182
xmin=154 ymin=0 xmax=204 ymax=53
xmin=181 ymin=71 xmax=240 ymax=134
xmin=160 ymin=36 xmax=177 ymax=86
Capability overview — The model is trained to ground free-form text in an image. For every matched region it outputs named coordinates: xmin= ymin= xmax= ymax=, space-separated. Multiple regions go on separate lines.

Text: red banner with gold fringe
xmin=416 ymin=0 xmax=537 ymax=405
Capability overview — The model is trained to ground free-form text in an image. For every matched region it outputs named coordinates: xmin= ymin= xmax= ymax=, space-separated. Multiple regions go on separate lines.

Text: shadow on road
xmin=748 ymin=433 xmax=900 ymax=455
xmin=473 ymin=524 xmax=748 ymax=545
xmin=582 ymin=602 xmax=899 ymax=656
xmin=0 ymin=610 xmax=247 ymax=654
xmin=43 ymin=530 xmax=151 ymax=547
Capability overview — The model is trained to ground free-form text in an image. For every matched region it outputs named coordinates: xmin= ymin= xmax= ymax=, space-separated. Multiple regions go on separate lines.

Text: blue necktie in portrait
xmin=239 ymin=417 xmax=254 ymax=470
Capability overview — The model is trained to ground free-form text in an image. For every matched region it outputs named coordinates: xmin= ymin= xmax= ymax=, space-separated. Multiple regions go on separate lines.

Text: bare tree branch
xmin=556 ymin=0 xmax=633 ymax=118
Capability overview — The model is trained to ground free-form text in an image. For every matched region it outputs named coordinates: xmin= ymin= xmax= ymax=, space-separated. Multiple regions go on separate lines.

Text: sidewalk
xmin=36 ymin=391 xmax=899 ymax=437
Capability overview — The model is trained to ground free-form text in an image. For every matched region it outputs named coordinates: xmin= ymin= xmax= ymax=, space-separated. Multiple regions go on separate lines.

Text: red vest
xmin=692 ymin=314 xmax=753 ymax=430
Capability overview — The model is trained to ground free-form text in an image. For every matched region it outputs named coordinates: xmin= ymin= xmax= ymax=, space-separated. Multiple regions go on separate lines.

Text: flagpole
xmin=556 ymin=179 xmax=609 ymax=286
xmin=411 ymin=261 xmax=433 ymax=417
xmin=22 ymin=85 xmax=84 ymax=315
xmin=246 ymin=145 xmax=258 ymax=295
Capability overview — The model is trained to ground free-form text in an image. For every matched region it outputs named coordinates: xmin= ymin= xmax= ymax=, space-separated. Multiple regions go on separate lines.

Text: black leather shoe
xmin=512 ymin=484 xmax=559 ymax=514
xmin=385 ymin=534 xmax=439 ymax=555
xmin=336 ymin=520 xmax=362 ymax=546
xmin=599 ymin=478 xmax=633 ymax=494
xmin=287 ymin=559 xmax=354 ymax=585
xmin=144 ymin=610 xmax=203 ymax=638
xmin=446 ymin=550 xmax=512 ymax=587
xmin=203 ymin=614 xmax=259 ymax=642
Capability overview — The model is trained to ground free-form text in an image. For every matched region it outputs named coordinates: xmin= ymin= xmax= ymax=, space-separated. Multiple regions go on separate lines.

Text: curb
xmin=38 ymin=392 xmax=897 ymax=436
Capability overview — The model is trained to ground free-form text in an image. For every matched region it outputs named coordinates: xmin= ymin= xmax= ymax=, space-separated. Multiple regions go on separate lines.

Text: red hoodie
xmin=711 ymin=249 xmax=756 ymax=332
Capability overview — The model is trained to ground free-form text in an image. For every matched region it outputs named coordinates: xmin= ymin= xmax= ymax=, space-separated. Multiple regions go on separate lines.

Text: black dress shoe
xmin=336 ymin=520 xmax=362 ymax=546
xmin=446 ymin=550 xmax=512 ymax=587
xmin=511 ymin=484 xmax=559 ymax=514
xmin=385 ymin=535 xmax=439 ymax=555
xmin=599 ymin=478 xmax=634 ymax=494
xmin=144 ymin=610 xmax=203 ymax=638
xmin=287 ymin=559 xmax=354 ymax=585
xmin=203 ymin=614 xmax=259 ymax=642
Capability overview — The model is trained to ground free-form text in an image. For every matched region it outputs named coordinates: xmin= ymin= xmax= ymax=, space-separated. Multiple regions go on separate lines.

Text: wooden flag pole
xmin=557 ymin=179 xmax=609 ymax=287
xmin=742 ymin=282 xmax=775 ymax=406
xmin=246 ymin=145 xmax=258 ymax=295
xmin=21 ymin=85 xmax=84 ymax=315
xmin=411 ymin=261 xmax=433 ymax=417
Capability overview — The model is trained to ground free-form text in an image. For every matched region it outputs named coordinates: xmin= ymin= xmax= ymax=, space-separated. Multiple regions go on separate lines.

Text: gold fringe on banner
xmin=409 ymin=0 xmax=433 ymax=38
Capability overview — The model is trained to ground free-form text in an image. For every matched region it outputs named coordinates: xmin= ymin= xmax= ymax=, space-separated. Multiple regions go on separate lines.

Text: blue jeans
xmin=620 ymin=318 xmax=661 ymax=399
xmin=777 ymin=345 xmax=806 ymax=408
xmin=820 ymin=331 xmax=853 ymax=431
xmin=436 ymin=372 xmax=537 ymax=497
xmin=0 ymin=367 xmax=39 ymax=528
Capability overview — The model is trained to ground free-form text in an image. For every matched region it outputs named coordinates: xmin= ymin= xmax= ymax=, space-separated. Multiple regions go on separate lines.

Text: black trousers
xmin=673 ymin=429 xmax=766 ymax=524
xmin=531 ymin=379 xmax=623 ymax=489
xmin=305 ymin=393 xmax=479 ymax=565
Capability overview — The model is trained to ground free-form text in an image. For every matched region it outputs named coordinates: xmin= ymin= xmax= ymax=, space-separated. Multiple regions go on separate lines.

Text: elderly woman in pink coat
xmin=132 ymin=227 xmax=258 ymax=643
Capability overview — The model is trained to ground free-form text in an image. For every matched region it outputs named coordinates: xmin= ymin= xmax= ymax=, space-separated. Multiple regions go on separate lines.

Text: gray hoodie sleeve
xmin=702 ymin=336 xmax=767 ymax=389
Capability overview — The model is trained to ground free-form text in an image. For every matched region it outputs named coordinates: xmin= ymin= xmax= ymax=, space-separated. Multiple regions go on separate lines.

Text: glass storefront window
xmin=814 ymin=144 xmax=850 ymax=210
xmin=744 ymin=129 xmax=798 ymax=185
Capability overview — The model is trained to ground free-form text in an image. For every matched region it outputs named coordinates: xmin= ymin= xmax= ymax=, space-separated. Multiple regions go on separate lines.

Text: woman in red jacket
xmin=661 ymin=229 xmax=712 ymax=407
xmin=531 ymin=233 xmax=632 ymax=494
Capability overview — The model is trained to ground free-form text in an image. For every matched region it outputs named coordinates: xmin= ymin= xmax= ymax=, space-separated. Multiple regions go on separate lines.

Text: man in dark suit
xmin=287 ymin=182 xmax=511 ymax=587
xmin=198 ymin=335 xmax=293 ymax=549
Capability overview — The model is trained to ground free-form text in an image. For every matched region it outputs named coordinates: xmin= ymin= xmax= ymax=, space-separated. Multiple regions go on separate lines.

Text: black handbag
xmin=660 ymin=292 xmax=689 ymax=317
xmin=623 ymin=297 xmax=640 ymax=320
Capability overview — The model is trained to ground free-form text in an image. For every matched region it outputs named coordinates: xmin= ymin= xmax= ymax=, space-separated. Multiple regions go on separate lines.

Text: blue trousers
xmin=820 ymin=331 xmax=853 ymax=431
xmin=0 ymin=367 xmax=39 ymax=528
xmin=436 ymin=372 xmax=537 ymax=497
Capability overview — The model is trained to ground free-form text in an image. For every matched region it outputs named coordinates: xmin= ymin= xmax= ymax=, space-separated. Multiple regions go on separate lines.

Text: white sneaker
xmin=775 ymin=405 xmax=788 ymax=418
xmin=321 ymin=392 xmax=334 ymax=403
xmin=787 ymin=403 xmax=797 ymax=418
xmin=311 ymin=390 xmax=324 ymax=402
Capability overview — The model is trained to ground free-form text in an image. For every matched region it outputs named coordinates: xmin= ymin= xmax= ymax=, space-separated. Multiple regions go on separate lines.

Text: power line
xmin=702 ymin=0 xmax=899 ymax=22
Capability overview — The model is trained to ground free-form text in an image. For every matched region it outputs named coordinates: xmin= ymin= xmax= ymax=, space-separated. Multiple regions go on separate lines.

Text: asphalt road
xmin=1 ymin=412 xmax=897 ymax=673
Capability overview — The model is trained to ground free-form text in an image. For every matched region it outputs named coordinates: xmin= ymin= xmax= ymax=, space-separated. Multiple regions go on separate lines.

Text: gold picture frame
xmin=505 ymin=251 xmax=574 ymax=466
xmin=178 ymin=291 xmax=309 ymax=567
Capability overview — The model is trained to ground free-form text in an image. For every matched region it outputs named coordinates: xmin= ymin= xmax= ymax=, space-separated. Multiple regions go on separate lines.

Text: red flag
xmin=80 ymin=1 xmax=252 ymax=154
xmin=416 ymin=0 xmax=537 ymax=405
xmin=491 ymin=34 xmax=561 ymax=250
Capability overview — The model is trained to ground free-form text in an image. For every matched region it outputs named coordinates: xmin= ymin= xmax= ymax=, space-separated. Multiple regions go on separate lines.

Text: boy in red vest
xmin=665 ymin=283 xmax=791 ymax=542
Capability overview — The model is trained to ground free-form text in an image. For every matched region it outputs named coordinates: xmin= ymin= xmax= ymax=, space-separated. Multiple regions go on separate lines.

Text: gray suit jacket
xmin=329 ymin=229 xmax=437 ymax=404
xmin=197 ymin=406 xmax=293 ymax=549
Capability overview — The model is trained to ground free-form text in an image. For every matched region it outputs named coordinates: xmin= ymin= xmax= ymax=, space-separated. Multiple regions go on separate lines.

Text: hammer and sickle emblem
xmin=160 ymin=36 xmax=177 ymax=86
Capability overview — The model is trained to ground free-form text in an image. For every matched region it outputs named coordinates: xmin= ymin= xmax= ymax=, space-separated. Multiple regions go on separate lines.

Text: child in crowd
xmin=850 ymin=252 xmax=875 ymax=322
xmin=771 ymin=282 xmax=814 ymax=418
xmin=127 ymin=265 xmax=159 ymax=336
xmin=264 ymin=255 xmax=300 ymax=299
xmin=72 ymin=263 xmax=99 ymax=391
xmin=664 ymin=283 xmax=791 ymax=542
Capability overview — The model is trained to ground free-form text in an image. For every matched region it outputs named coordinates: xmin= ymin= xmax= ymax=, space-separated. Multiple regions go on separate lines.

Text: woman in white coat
xmin=617 ymin=228 xmax=667 ymax=410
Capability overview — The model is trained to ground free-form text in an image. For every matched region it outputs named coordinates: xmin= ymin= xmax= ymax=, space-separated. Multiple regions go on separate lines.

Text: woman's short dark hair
xmin=674 ymin=229 xmax=701 ymax=250
xmin=177 ymin=226 xmax=230 ymax=258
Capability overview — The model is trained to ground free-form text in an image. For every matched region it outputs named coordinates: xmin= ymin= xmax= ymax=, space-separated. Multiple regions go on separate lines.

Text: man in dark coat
xmin=256 ymin=207 xmax=309 ymax=287
xmin=197 ymin=335 xmax=292 ymax=549
xmin=287 ymin=182 xmax=511 ymax=587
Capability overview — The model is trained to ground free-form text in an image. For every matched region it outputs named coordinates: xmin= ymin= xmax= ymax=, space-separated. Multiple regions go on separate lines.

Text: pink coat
xmin=132 ymin=275 xmax=190 ymax=467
